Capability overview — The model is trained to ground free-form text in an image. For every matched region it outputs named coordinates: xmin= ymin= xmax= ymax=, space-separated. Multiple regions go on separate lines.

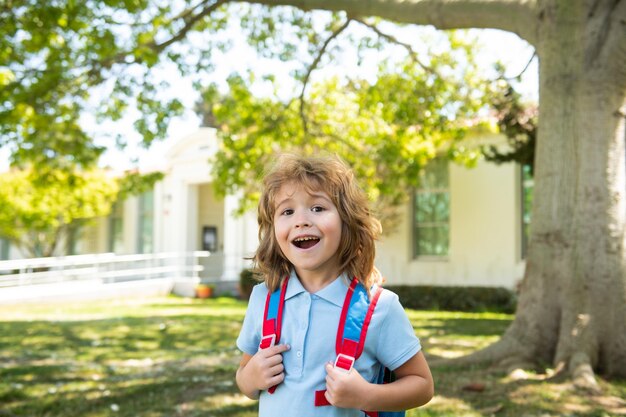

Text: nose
xmin=294 ymin=212 xmax=311 ymax=228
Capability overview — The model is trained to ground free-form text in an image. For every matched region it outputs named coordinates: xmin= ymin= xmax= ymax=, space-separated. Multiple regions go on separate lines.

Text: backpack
xmin=259 ymin=276 xmax=405 ymax=417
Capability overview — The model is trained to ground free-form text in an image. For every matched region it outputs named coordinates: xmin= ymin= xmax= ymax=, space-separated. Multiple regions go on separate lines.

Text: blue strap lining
xmin=267 ymin=286 xmax=281 ymax=321
xmin=343 ymin=283 xmax=369 ymax=343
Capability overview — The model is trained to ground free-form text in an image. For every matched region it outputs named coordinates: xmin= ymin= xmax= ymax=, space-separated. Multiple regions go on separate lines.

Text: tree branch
xmin=151 ymin=0 xmax=231 ymax=52
xmin=46 ymin=224 xmax=64 ymax=258
xmin=85 ymin=0 xmax=230 ymax=78
xmin=299 ymin=18 xmax=352 ymax=135
xmin=5 ymin=1 xmax=227 ymax=111
xmin=307 ymin=119 xmax=364 ymax=153
xmin=352 ymin=17 xmax=437 ymax=75
xmin=245 ymin=0 xmax=539 ymax=46
xmin=502 ymin=51 xmax=537 ymax=81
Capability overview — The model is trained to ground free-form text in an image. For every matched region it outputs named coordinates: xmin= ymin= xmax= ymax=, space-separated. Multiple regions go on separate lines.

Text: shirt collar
xmin=316 ymin=273 xmax=351 ymax=307
xmin=286 ymin=269 xmax=351 ymax=307
xmin=284 ymin=269 xmax=306 ymax=300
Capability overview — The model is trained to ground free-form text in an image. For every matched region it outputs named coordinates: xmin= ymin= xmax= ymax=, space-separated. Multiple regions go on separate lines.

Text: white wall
xmin=77 ymin=195 xmax=140 ymax=255
xmin=198 ymin=183 xmax=226 ymax=280
xmin=376 ymin=160 xmax=526 ymax=289
xmin=58 ymin=129 xmax=526 ymax=290
xmin=198 ymin=183 xmax=224 ymax=251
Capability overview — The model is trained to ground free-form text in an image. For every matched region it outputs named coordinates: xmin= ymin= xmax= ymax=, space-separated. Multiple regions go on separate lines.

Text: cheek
xmin=324 ymin=217 xmax=343 ymax=244
xmin=273 ymin=220 xmax=289 ymax=242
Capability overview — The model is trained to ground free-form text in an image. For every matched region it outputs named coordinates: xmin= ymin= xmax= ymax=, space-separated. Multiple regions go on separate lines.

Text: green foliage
xmin=239 ymin=4 xmax=319 ymax=63
xmin=2 ymin=0 xmax=501 ymax=212
xmin=0 ymin=166 xmax=165 ymax=258
xmin=1 ymin=2 xmax=513 ymax=242
xmin=0 ymin=0 xmax=230 ymax=167
xmin=203 ymin=32 xmax=493 ymax=231
xmin=0 ymin=167 xmax=119 ymax=257
xmin=483 ymin=76 xmax=537 ymax=175
xmin=386 ymin=284 xmax=517 ymax=313
xmin=117 ymin=170 xmax=164 ymax=199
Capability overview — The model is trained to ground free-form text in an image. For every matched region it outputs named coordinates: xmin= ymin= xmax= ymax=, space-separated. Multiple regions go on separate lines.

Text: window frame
xmin=412 ymin=159 xmax=450 ymax=259
xmin=137 ymin=190 xmax=154 ymax=254
xmin=0 ymin=238 xmax=9 ymax=261
xmin=108 ymin=201 xmax=124 ymax=253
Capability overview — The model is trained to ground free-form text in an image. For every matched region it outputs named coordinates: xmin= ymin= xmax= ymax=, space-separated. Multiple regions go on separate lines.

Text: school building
xmin=0 ymin=127 xmax=530 ymax=290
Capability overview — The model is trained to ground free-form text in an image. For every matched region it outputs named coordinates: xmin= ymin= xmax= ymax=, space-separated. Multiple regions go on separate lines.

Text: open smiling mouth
xmin=293 ymin=236 xmax=320 ymax=249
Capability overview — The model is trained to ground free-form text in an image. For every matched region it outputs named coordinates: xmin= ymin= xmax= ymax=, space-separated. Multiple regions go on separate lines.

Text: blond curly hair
xmin=253 ymin=153 xmax=382 ymax=292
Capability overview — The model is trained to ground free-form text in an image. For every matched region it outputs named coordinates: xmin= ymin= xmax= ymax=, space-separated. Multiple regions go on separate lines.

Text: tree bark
xmin=253 ymin=0 xmax=538 ymax=43
xmin=243 ymin=0 xmax=626 ymax=379
xmin=509 ymin=0 xmax=626 ymax=381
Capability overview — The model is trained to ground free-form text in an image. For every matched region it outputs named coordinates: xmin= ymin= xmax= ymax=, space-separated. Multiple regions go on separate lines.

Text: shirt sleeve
xmin=236 ymin=283 xmax=267 ymax=355
xmin=375 ymin=290 xmax=422 ymax=371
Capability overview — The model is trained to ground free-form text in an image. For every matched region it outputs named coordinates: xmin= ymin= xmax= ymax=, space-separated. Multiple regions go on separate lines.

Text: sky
xmin=0 ymin=25 xmax=538 ymax=173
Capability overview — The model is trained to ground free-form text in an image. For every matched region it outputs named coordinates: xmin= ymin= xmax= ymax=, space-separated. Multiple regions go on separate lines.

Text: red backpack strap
xmin=315 ymin=277 xmax=383 ymax=407
xmin=260 ymin=276 xmax=289 ymax=393
xmin=335 ymin=278 xmax=383 ymax=366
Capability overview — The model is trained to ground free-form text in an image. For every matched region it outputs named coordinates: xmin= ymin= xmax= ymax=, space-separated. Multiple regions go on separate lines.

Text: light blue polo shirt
xmin=236 ymin=271 xmax=422 ymax=417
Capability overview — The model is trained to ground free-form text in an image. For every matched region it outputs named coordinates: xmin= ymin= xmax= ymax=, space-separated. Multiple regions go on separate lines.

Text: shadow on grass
xmin=1 ymin=299 xmax=625 ymax=417
xmin=0 ymin=314 xmax=241 ymax=361
xmin=4 ymin=368 xmax=245 ymax=416
xmin=418 ymin=317 xmax=512 ymax=338
xmin=0 ymin=307 xmax=245 ymax=416
xmin=419 ymin=356 xmax=626 ymax=417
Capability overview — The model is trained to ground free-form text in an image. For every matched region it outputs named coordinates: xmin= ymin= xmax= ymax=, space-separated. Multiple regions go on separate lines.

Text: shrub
xmin=238 ymin=268 xmax=260 ymax=301
xmin=385 ymin=285 xmax=517 ymax=313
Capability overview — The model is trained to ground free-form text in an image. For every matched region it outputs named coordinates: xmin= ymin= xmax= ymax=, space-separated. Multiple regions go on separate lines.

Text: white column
xmin=167 ymin=178 xmax=189 ymax=253
xmin=153 ymin=181 xmax=164 ymax=253
xmin=124 ymin=197 xmax=139 ymax=254
xmin=186 ymin=184 xmax=199 ymax=251
xmin=222 ymin=194 xmax=244 ymax=281
xmin=243 ymin=211 xmax=258 ymax=264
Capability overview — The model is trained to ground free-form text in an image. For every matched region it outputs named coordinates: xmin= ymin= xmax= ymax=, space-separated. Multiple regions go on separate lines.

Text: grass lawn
xmin=1 ymin=296 xmax=625 ymax=416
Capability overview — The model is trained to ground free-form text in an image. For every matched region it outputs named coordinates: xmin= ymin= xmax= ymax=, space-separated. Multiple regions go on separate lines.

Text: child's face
xmin=273 ymin=181 xmax=342 ymax=282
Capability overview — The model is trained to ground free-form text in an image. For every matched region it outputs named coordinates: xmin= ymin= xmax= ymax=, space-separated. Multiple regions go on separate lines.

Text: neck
xmin=295 ymin=269 xmax=341 ymax=293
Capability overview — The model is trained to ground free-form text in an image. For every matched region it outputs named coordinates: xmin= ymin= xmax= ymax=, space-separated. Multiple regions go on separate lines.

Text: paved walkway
xmin=0 ymin=278 xmax=182 ymax=305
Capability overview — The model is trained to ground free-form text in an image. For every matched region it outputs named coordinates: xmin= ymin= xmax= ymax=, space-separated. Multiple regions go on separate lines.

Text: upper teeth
xmin=295 ymin=237 xmax=317 ymax=242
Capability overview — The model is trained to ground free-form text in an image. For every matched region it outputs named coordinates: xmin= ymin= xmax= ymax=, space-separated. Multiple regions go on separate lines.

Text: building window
xmin=0 ymin=238 xmax=9 ymax=260
xmin=413 ymin=159 xmax=449 ymax=258
xmin=137 ymin=191 xmax=154 ymax=253
xmin=66 ymin=224 xmax=80 ymax=256
xmin=521 ymin=164 xmax=533 ymax=259
xmin=109 ymin=201 xmax=124 ymax=253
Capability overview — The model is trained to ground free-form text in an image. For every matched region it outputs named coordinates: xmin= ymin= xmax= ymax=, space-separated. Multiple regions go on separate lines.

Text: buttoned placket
xmin=279 ymin=273 xmax=350 ymax=382
xmin=291 ymin=292 xmax=312 ymax=375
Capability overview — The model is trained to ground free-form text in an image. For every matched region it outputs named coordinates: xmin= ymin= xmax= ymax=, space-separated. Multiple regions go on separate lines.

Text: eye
xmin=281 ymin=208 xmax=294 ymax=216
xmin=311 ymin=206 xmax=325 ymax=213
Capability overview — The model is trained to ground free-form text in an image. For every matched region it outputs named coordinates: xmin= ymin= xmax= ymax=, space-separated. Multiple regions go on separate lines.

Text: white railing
xmin=0 ymin=251 xmax=210 ymax=288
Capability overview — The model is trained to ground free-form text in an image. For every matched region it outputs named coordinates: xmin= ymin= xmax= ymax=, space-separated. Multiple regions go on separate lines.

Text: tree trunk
xmin=251 ymin=0 xmax=626 ymax=379
xmin=508 ymin=1 xmax=626 ymax=381
xmin=433 ymin=1 xmax=626 ymax=382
